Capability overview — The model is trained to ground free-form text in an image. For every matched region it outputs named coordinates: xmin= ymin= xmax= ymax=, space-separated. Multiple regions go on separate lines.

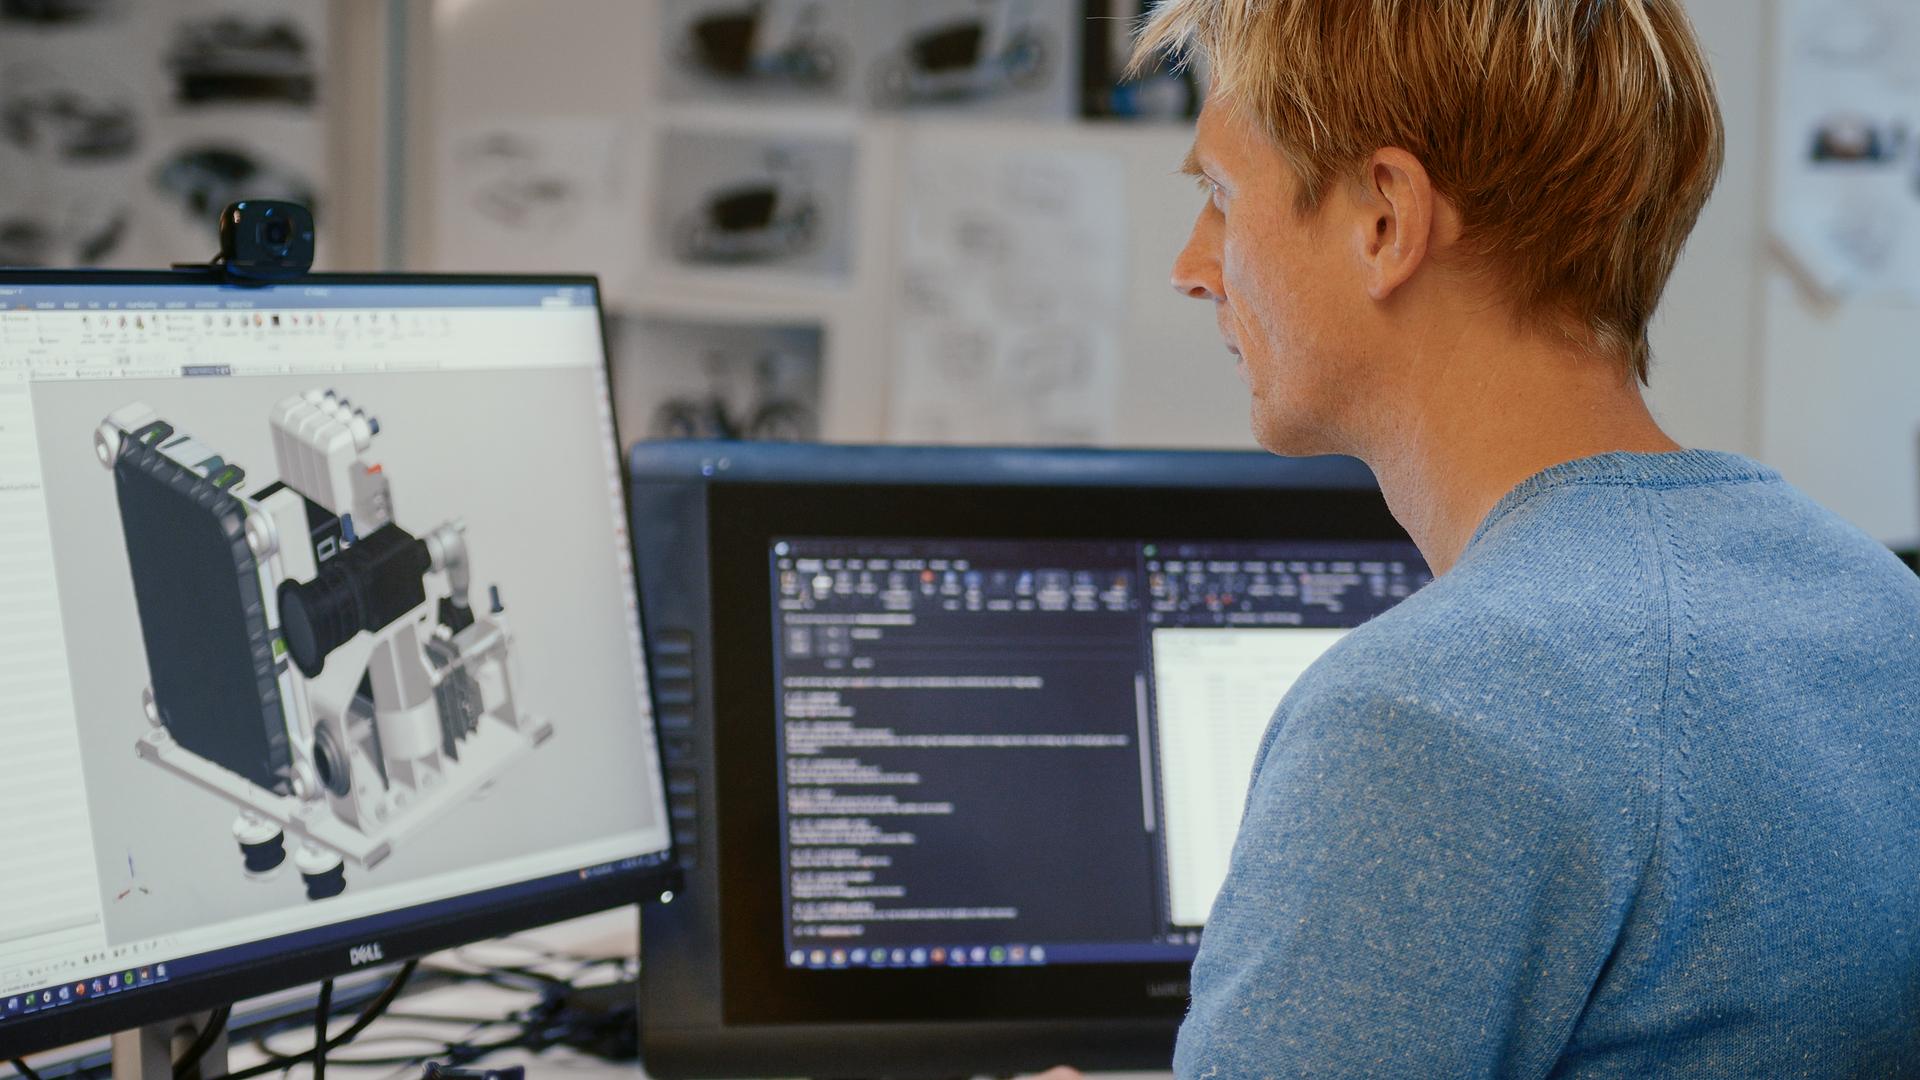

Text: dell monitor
xmin=628 ymin=441 xmax=1431 ymax=1078
xmin=0 ymin=271 xmax=676 ymax=1061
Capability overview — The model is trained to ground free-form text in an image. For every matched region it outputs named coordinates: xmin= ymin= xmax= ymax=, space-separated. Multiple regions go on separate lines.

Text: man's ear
xmin=1358 ymin=148 xmax=1438 ymax=302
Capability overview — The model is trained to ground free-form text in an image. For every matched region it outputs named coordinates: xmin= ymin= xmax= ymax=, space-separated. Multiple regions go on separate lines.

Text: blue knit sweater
xmin=1176 ymin=450 xmax=1920 ymax=1078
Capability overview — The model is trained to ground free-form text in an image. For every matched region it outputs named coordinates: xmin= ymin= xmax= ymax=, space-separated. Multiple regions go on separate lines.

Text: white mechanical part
xmin=94 ymin=403 xmax=159 ymax=469
xmin=267 ymin=389 xmax=393 ymax=533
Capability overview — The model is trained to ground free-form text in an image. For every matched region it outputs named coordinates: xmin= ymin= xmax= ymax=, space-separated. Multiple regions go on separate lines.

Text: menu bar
xmin=0 ymin=283 xmax=597 ymax=312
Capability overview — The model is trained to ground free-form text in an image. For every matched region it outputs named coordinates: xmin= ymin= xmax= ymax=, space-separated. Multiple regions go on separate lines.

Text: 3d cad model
xmin=95 ymin=390 xmax=551 ymax=900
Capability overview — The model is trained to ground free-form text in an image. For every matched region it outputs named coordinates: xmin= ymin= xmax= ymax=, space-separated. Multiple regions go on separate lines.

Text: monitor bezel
xmin=0 ymin=268 xmax=681 ymax=1060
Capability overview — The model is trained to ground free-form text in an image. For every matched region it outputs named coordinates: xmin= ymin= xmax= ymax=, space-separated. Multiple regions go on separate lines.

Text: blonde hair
xmin=1136 ymin=0 xmax=1724 ymax=382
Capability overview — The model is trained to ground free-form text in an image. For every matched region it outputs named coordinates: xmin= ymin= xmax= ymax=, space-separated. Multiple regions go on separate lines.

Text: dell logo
xmin=349 ymin=943 xmax=384 ymax=966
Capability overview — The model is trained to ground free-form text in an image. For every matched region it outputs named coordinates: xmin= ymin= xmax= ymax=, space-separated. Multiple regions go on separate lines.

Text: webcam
xmin=218 ymin=200 xmax=315 ymax=282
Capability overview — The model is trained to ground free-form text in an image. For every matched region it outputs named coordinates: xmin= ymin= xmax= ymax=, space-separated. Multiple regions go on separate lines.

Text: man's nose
xmin=1170 ymin=216 xmax=1221 ymax=301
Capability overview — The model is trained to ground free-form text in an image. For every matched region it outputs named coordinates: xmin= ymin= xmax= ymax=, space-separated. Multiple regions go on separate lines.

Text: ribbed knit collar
xmin=1467 ymin=449 xmax=1781 ymax=552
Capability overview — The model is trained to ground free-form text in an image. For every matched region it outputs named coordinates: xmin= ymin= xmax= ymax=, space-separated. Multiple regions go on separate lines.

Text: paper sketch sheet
xmin=888 ymin=138 xmax=1126 ymax=444
xmin=435 ymin=117 xmax=640 ymax=296
xmin=0 ymin=0 xmax=328 ymax=269
xmin=1771 ymin=0 xmax=1920 ymax=303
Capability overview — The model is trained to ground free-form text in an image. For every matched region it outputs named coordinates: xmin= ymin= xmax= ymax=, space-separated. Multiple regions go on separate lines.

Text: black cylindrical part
xmin=278 ymin=524 xmax=430 ymax=678
xmin=240 ymin=832 xmax=287 ymax=874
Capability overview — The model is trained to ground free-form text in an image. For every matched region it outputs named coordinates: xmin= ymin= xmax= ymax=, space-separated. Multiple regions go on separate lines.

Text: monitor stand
xmin=111 ymin=1012 xmax=228 ymax=1080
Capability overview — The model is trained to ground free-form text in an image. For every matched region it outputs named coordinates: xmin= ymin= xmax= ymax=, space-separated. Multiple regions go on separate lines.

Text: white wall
xmin=1645 ymin=0 xmax=1768 ymax=457
xmin=411 ymin=0 xmax=1920 ymax=543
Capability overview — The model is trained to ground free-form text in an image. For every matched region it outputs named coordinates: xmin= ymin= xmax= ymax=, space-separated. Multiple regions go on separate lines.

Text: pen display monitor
xmin=0 ymin=271 xmax=675 ymax=1058
xmin=629 ymin=442 xmax=1431 ymax=1078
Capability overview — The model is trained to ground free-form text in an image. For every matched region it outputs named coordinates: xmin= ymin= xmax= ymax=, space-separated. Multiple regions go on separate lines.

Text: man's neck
xmin=1357 ymin=336 xmax=1681 ymax=576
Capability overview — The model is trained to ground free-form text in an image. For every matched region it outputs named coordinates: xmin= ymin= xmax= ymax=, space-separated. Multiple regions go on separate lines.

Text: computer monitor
xmin=628 ymin=442 xmax=1431 ymax=1078
xmin=0 ymin=270 xmax=677 ymax=1060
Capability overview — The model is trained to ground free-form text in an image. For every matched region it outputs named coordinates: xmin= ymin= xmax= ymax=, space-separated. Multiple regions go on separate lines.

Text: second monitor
xmin=629 ymin=442 xmax=1431 ymax=1078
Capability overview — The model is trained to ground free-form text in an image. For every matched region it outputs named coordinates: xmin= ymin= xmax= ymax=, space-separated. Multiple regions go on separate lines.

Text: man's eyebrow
xmin=1179 ymin=145 xmax=1205 ymax=177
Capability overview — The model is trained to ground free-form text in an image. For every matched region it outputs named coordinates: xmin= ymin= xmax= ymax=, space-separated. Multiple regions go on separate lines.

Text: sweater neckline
xmin=1466 ymin=449 xmax=1780 ymax=552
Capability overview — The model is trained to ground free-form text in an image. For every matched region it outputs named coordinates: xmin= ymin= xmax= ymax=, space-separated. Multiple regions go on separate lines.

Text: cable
xmin=225 ymin=960 xmax=418 ymax=1080
xmin=312 ymin=979 xmax=332 ymax=1080
xmin=9 ymin=1058 xmax=45 ymax=1080
xmin=220 ymin=949 xmax=623 ymax=1079
xmin=171 ymin=1005 xmax=232 ymax=1080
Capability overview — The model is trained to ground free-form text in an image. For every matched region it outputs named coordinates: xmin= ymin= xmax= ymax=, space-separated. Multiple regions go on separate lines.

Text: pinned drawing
xmin=1771 ymin=0 xmax=1920 ymax=303
xmin=654 ymin=128 xmax=855 ymax=279
xmin=607 ymin=316 xmax=824 ymax=445
xmin=869 ymin=2 xmax=1052 ymax=107
xmin=675 ymin=148 xmax=821 ymax=265
xmin=434 ymin=117 xmax=639 ymax=295
xmin=888 ymin=137 xmax=1126 ymax=444
xmin=664 ymin=0 xmax=850 ymax=103
xmin=166 ymin=13 xmax=318 ymax=107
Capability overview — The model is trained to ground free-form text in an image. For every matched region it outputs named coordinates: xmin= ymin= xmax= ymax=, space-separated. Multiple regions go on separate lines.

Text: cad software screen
xmin=769 ymin=536 xmax=1430 ymax=971
xmin=0 ymin=280 xmax=669 ymax=1031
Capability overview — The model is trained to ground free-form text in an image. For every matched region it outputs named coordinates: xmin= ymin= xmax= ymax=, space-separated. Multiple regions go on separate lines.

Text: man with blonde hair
xmin=1086 ymin=0 xmax=1920 ymax=1074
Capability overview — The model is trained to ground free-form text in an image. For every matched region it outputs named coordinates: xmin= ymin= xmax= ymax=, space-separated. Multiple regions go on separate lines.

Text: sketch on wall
xmin=887 ymin=137 xmax=1125 ymax=445
xmin=659 ymin=0 xmax=1078 ymax=118
xmin=1771 ymin=0 xmax=1920 ymax=303
xmin=434 ymin=117 xmax=641 ymax=295
xmin=867 ymin=0 xmax=1077 ymax=117
xmin=661 ymin=0 xmax=854 ymax=106
xmin=607 ymin=315 xmax=824 ymax=444
xmin=166 ymin=12 xmax=317 ymax=107
xmin=653 ymin=128 xmax=856 ymax=279
xmin=0 ymin=0 xmax=327 ymax=269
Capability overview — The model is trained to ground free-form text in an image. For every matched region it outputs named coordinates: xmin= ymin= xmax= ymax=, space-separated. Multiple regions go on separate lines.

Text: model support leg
xmin=295 ymin=840 xmax=346 ymax=900
xmin=232 ymin=811 xmax=286 ymax=880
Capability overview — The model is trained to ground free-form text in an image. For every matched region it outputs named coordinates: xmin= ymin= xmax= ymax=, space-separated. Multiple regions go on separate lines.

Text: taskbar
xmin=0 ymin=850 xmax=673 ymax=1032
xmin=784 ymin=938 xmax=1199 ymax=971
